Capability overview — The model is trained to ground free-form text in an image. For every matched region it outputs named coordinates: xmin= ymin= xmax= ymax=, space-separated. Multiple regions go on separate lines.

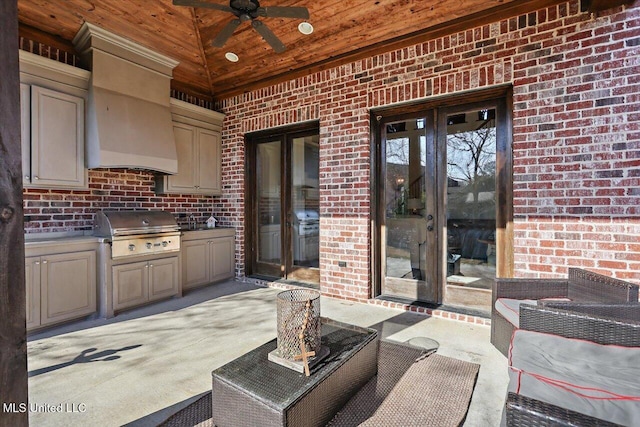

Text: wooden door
xmin=380 ymin=114 xmax=439 ymax=303
xmin=246 ymin=123 xmax=320 ymax=284
xmin=373 ymin=90 xmax=513 ymax=307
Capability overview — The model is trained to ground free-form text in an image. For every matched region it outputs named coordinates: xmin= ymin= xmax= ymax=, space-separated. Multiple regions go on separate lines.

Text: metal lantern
xmin=276 ymin=289 xmax=321 ymax=360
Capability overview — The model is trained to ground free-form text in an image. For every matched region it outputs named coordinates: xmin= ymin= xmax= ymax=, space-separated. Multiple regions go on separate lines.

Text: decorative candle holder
xmin=268 ymin=289 xmax=329 ymax=375
xmin=276 ymin=289 xmax=321 ymax=359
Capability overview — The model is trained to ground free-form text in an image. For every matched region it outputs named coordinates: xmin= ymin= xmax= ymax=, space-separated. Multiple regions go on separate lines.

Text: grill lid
xmin=294 ymin=210 xmax=319 ymax=221
xmin=94 ymin=210 xmax=179 ymax=237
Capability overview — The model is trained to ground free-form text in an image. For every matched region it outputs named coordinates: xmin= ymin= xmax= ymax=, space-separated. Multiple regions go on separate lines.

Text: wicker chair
xmin=491 ymin=268 xmax=639 ymax=356
xmin=505 ymin=303 xmax=640 ymax=426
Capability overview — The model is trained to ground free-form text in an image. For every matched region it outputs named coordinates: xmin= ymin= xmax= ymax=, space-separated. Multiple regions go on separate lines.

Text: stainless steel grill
xmin=94 ymin=210 xmax=180 ymax=259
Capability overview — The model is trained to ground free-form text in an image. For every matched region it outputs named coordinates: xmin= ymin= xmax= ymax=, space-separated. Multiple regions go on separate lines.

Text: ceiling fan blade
xmin=212 ymin=19 xmax=241 ymax=47
xmin=172 ymin=0 xmax=233 ymax=13
xmin=257 ymin=6 xmax=309 ymax=19
xmin=251 ymin=20 xmax=285 ymax=53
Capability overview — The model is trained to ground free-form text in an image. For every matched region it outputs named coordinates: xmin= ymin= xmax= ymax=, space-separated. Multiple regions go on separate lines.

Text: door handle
xmin=427 ymin=225 xmax=434 ymax=231
xmin=427 ymin=214 xmax=433 ymax=220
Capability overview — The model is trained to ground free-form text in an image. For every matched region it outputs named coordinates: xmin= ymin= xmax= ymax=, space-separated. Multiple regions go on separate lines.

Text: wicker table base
xmin=211 ymin=318 xmax=378 ymax=427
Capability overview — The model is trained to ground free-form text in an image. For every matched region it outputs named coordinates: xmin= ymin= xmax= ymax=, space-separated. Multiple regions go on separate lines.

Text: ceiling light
xmin=225 ymin=52 xmax=239 ymax=62
xmin=298 ymin=22 xmax=314 ymax=35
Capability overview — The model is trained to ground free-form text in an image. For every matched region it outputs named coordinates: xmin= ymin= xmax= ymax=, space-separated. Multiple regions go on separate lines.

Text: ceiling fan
xmin=173 ymin=0 xmax=310 ymax=53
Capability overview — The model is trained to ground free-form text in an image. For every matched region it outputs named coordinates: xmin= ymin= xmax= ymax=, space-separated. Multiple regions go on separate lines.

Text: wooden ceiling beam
xmin=190 ymin=6 xmax=214 ymax=96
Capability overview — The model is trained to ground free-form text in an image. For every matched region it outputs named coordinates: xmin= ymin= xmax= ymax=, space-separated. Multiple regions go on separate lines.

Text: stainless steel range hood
xmin=73 ymin=22 xmax=179 ymax=174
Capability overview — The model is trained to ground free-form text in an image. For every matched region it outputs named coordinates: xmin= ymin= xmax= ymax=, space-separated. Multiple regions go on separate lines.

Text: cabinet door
xmin=30 ymin=85 xmax=85 ymax=188
xmin=149 ymin=256 xmax=179 ymax=301
xmin=25 ymin=256 xmax=41 ymax=330
xmin=210 ymin=237 xmax=235 ymax=282
xmin=40 ymin=251 xmax=96 ymax=326
xmin=182 ymin=239 xmax=210 ymax=290
xmin=197 ymin=129 xmax=222 ymax=195
xmin=113 ymin=261 xmax=148 ymax=311
xmin=167 ymin=123 xmax=198 ymax=192
xmin=20 ymin=84 xmax=31 ymax=186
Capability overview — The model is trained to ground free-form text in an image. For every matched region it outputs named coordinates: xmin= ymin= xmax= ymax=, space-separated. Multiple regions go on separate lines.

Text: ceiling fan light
xmin=298 ymin=22 xmax=314 ymax=35
xmin=225 ymin=52 xmax=239 ymax=62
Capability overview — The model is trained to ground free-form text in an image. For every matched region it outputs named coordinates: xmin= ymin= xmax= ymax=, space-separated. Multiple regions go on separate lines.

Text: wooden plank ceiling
xmin=17 ymin=0 xmax=599 ymax=101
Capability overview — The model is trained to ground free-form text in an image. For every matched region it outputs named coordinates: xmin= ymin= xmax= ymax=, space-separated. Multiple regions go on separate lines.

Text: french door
xmin=246 ymin=123 xmax=320 ymax=284
xmin=374 ymin=93 xmax=511 ymax=305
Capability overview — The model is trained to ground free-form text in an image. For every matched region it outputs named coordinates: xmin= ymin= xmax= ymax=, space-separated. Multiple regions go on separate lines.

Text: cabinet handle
xmin=42 ymin=260 xmax=47 ymax=264
xmin=35 ymin=261 xmax=40 ymax=265
xmin=25 ymin=175 xmax=30 ymax=180
xmin=149 ymin=264 xmax=153 ymax=268
xmin=34 ymin=176 xmax=39 ymax=180
xmin=145 ymin=264 xmax=149 ymax=268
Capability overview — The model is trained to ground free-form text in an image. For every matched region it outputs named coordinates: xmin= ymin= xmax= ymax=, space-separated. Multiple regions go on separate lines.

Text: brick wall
xmin=216 ymin=0 xmax=640 ymax=297
xmin=23 ymin=169 xmax=225 ymax=232
xmin=22 ymin=1 xmax=640 ymax=301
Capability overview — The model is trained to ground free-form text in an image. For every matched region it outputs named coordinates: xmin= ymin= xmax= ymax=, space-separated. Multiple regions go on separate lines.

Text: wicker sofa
xmin=491 ymin=267 xmax=639 ymax=356
xmin=504 ymin=302 xmax=640 ymax=426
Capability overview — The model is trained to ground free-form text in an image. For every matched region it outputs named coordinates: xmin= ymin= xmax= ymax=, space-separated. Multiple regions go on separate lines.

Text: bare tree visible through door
xmin=446 ymin=109 xmax=497 ymax=290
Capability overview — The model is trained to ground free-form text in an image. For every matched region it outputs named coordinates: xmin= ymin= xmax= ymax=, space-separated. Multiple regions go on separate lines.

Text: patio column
xmin=0 ymin=1 xmax=29 ymax=426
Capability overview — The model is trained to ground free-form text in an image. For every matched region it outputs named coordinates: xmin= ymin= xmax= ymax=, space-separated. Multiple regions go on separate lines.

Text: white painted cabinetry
xmin=112 ymin=256 xmax=179 ymax=311
xmin=19 ymin=50 xmax=89 ymax=189
xmin=25 ymin=238 xmax=98 ymax=331
xmin=181 ymin=228 xmax=235 ymax=290
xmin=156 ymin=99 xmax=225 ymax=196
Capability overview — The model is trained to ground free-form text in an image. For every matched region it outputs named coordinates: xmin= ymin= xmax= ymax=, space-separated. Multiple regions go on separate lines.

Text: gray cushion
xmin=494 ymin=298 xmax=537 ymax=328
xmin=508 ymin=329 xmax=640 ymax=426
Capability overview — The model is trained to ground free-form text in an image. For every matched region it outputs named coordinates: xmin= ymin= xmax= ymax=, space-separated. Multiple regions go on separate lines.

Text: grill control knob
xmin=128 ymin=244 xmax=136 ymax=251
xmin=162 ymin=241 xmax=168 ymax=247
xmin=146 ymin=242 xmax=152 ymax=249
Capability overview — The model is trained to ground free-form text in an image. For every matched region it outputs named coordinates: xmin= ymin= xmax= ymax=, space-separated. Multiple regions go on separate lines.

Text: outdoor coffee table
xmin=211 ymin=318 xmax=378 ymax=427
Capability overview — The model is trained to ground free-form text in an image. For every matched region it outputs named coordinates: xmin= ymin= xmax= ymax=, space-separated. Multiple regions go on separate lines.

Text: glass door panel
xmin=256 ymin=141 xmax=282 ymax=273
xmin=382 ymin=117 xmax=437 ymax=302
xmin=248 ymin=125 xmax=320 ymax=284
xmin=288 ymin=135 xmax=320 ymax=282
xmin=445 ymin=109 xmax=497 ymax=291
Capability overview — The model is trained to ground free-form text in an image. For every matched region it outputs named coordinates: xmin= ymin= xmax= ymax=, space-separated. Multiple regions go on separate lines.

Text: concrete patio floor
xmin=27 ymin=280 xmax=508 ymax=426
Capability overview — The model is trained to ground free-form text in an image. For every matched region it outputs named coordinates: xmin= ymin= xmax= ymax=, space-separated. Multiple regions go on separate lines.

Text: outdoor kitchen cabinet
xmin=25 ymin=239 xmax=98 ymax=331
xmin=156 ymin=99 xmax=225 ymax=196
xmin=181 ymin=228 xmax=235 ymax=290
xmin=112 ymin=256 xmax=180 ymax=311
xmin=19 ymin=50 xmax=90 ymax=190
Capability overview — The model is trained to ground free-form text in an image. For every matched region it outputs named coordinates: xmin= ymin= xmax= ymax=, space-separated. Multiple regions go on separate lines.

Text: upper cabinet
xmin=19 ymin=51 xmax=90 ymax=189
xmin=156 ymin=99 xmax=225 ymax=196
